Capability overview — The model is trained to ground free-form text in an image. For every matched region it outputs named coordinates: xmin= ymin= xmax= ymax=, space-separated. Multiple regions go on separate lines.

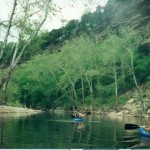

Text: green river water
xmin=0 ymin=112 xmax=150 ymax=149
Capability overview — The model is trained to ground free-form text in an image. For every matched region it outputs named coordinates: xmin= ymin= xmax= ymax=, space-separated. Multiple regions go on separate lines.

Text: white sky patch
xmin=0 ymin=0 xmax=11 ymax=20
xmin=47 ymin=0 xmax=108 ymax=30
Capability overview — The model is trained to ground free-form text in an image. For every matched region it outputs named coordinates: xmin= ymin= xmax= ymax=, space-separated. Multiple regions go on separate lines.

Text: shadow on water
xmin=117 ymin=130 xmax=140 ymax=148
xmin=118 ymin=126 xmax=150 ymax=148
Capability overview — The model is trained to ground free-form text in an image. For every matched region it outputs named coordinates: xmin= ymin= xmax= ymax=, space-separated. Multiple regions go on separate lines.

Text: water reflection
xmin=0 ymin=113 xmax=150 ymax=149
xmin=75 ymin=121 xmax=85 ymax=131
xmin=120 ymin=131 xmax=139 ymax=148
xmin=124 ymin=135 xmax=150 ymax=149
xmin=121 ymin=127 xmax=150 ymax=148
xmin=0 ymin=118 xmax=4 ymax=148
xmin=71 ymin=121 xmax=84 ymax=145
xmin=137 ymin=135 xmax=150 ymax=148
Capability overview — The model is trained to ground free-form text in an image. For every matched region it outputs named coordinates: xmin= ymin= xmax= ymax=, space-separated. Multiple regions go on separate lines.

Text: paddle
xmin=84 ymin=111 xmax=91 ymax=115
xmin=124 ymin=123 xmax=140 ymax=130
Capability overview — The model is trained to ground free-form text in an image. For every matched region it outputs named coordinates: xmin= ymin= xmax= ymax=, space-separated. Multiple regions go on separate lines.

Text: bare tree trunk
xmin=79 ymin=65 xmax=94 ymax=111
xmin=113 ymin=62 xmax=118 ymax=100
xmin=127 ymin=49 xmax=144 ymax=111
xmin=0 ymin=41 xmax=19 ymax=104
xmin=0 ymin=0 xmax=17 ymax=60
xmin=90 ymin=76 xmax=94 ymax=111
xmin=69 ymin=76 xmax=78 ymax=101
xmin=49 ymin=71 xmax=62 ymax=89
xmin=121 ymin=58 xmax=125 ymax=88
xmin=0 ymin=79 xmax=10 ymax=105
xmin=78 ymin=65 xmax=85 ymax=109
xmin=131 ymin=68 xmax=144 ymax=111
xmin=11 ymin=41 xmax=19 ymax=64
xmin=84 ymin=71 xmax=94 ymax=111
xmin=81 ymin=74 xmax=85 ymax=108
xmin=0 ymin=0 xmax=51 ymax=104
xmin=55 ymin=60 xmax=79 ymax=110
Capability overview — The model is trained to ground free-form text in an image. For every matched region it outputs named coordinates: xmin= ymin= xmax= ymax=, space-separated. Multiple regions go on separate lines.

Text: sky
xmin=0 ymin=0 xmax=108 ymax=41
xmin=49 ymin=0 xmax=108 ymax=30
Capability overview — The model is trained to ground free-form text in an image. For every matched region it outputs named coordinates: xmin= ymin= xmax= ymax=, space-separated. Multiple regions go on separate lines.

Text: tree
xmin=0 ymin=0 xmax=53 ymax=104
xmin=0 ymin=0 xmax=17 ymax=60
xmin=101 ymin=34 xmax=124 ymax=101
xmin=120 ymin=28 xmax=145 ymax=111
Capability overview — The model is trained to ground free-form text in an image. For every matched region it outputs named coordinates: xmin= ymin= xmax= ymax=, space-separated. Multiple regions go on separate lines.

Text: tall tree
xmin=121 ymin=29 xmax=145 ymax=111
xmin=0 ymin=0 xmax=17 ymax=60
xmin=0 ymin=0 xmax=53 ymax=104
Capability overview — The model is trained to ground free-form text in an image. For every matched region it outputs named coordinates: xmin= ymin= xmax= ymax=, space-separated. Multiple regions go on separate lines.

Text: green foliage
xmin=2 ymin=0 xmax=150 ymax=110
xmin=5 ymin=27 xmax=149 ymax=109
xmin=2 ymin=42 xmax=15 ymax=66
xmin=135 ymin=56 xmax=150 ymax=82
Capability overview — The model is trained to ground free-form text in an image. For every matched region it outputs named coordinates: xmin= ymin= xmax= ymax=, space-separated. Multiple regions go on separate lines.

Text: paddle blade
xmin=85 ymin=111 xmax=91 ymax=115
xmin=125 ymin=124 xmax=140 ymax=130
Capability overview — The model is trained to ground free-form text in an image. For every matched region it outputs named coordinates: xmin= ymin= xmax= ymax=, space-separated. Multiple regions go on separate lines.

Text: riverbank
xmin=0 ymin=97 xmax=150 ymax=118
xmin=0 ymin=105 xmax=42 ymax=114
xmin=95 ymin=98 xmax=150 ymax=118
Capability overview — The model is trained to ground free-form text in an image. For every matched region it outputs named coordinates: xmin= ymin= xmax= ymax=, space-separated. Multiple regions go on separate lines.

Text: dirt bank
xmin=0 ymin=105 xmax=42 ymax=114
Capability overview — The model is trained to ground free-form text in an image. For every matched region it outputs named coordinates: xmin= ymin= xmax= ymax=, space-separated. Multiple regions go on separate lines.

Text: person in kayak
xmin=74 ymin=111 xmax=86 ymax=118
xmin=78 ymin=111 xmax=86 ymax=118
xmin=143 ymin=126 xmax=150 ymax=132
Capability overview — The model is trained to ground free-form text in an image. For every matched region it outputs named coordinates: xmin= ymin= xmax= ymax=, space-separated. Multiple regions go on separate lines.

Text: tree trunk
xmin=55 ymin=61 xmax=79 ymax=110
xmin=84 ymin=71 xmax=94 ymax=111
xmin=121 ymin=58 xmax=125 ymax=88
xmin=0 ymin=41 xmax=19 ymax=104
xmin=69 ymin=76 xmax=78 ymax=101
xmin=132 ymin=70 xmax=144 ymax=111
xmin=0 ymin=0 xmax=51 ymax=104
xmin=113 ymin=62 xmax=118 ymax=100
xmin=78 ymin=65 xmax=85 ymax=109
xmin=11 ymin=41 xmax=19 ymax=65
xmin=0 ymin=0 xmax=17 ymax=60
xmin=90 ymin=76 xmax=94 ymax=111
xmin=128 ymin=49 xmax=145 ymax=111
xmin=81 ymin=74 xmax=85 ymax=109
xmin=0 ymin=79 xmax=9 ymax=105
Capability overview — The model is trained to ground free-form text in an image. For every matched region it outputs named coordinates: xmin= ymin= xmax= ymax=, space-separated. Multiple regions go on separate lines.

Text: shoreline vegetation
xmin=0 ymin=98 xmax=150 ymax=118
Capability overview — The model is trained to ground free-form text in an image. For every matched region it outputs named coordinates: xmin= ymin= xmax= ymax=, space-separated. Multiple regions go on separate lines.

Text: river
xmin=0 ymin=112 xmax=150 ymax=149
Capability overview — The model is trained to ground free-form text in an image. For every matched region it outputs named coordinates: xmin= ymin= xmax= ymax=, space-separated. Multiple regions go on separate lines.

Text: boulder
xmin=147 ymin=109 xmax=150 ymax=114
xmin=126 ymin=98 xmax=135 ymax=104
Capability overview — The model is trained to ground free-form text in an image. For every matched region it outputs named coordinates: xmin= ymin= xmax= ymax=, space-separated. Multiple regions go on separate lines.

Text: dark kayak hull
xmin=73 ymin=118 xmax=83 ymax=122
xmin=139 ymin=127 xmax=150 ymax=137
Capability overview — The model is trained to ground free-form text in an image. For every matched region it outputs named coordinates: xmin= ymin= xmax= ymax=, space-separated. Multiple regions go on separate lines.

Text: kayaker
xmin=77 ymin=111 xmax=86 ymax=118
xmin=143 ymin=126 xmax=150 ymax=132
xmin=71 ymin=111 xmax=86 ymax=118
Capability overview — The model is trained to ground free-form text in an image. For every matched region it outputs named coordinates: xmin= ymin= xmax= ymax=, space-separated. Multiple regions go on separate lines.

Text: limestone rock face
xmin=126 ymin=98 xmax=135 ymax=104
xmin=147 ymin=109 xmax=150 ymax=114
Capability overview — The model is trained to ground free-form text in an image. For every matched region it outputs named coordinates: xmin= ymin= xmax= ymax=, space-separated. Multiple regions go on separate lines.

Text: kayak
xmin=139 ymin=127 xmax=150 ymax=137
xmin=73 ymin=118 xmax=83 ymax=122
